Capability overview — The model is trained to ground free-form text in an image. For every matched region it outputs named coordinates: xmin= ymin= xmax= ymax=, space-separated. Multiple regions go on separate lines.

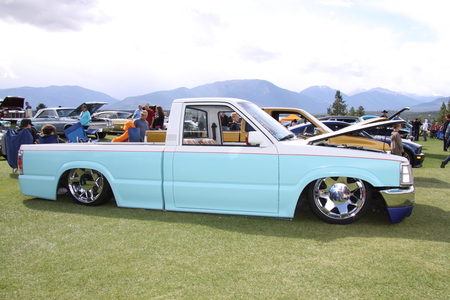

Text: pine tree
xmin=356 ymin=106 xmax=365 ymax=117
xmin=437 ymin=102 xmax=447 ymax=124
xmin=348 ymin=107 xmax=355 ymax=116
xmin=327 ymin=90 xmax=347 ymax=115
xmin=36 ymin=103 xmax=47 ymax=110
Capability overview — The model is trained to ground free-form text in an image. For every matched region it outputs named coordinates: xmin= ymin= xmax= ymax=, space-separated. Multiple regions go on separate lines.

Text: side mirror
xmin=247 ymin=131 xmax=268 ymax=147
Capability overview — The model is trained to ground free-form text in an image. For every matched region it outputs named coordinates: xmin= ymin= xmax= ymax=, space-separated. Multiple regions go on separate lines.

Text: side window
xmin=182 ymin=107 xmax=212 ymax=145
xmin=37 ymin=110 xmax=55 ymax=118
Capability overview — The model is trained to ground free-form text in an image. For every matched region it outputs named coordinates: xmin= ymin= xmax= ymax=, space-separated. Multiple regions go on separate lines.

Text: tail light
xmin=18 ymin=150 xmax=24 ymax=175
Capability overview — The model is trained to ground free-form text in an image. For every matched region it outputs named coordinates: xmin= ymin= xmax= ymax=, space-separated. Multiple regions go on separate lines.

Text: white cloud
xmin=0 ymin=0 xmax=449 ymax=98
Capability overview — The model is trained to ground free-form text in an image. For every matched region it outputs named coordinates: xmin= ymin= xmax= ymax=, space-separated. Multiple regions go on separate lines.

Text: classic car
xmin=0 ymin=120 xmax=12 ymax=157
xmin=26 ymin=102 xmax=114 ymax=138
xmin=263 ymin=108 xmax=391 ymax=152
xmin=0 ymin=96 xmax=25 ymax=121
xmin=316 ymin=121 xmax=424 ymax=167
xmin=318 ymin=115 xmax=363 ymax=124
xmin=92 ymin=111 xmax=132 ymax=134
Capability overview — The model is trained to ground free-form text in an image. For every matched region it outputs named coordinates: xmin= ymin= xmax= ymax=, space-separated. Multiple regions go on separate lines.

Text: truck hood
xmin=68 ymin=102 xmax=108 ymax=117
xmin=0 ymin=96 xmax=25 ymax=109
xmin=306 ymin=119 xmax=404 ymax=145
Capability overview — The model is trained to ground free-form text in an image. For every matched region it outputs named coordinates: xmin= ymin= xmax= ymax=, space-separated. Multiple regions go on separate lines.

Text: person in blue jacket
xmin=79 ymin=104 xmax=91 ymax=129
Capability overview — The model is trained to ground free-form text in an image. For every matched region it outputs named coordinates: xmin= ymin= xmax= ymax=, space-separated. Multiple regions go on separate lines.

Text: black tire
xmin=308 ymin=177 xmax=371 ymax=224
xmin=67 ymin=168 xmax=112 ymax=206
xmin=402 ymin=150 xmax=412 ymax=164
xmin=97 ymin=132 xmax=107 ymax=139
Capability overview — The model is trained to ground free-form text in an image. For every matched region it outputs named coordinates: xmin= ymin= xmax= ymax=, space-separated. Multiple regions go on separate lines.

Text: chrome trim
xmin=380 ymin=186 xmax=415 ymax=208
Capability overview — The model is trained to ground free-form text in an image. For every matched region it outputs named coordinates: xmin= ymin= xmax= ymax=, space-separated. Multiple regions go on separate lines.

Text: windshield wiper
xmin=279 ymin=133 xmax=295 ymax=141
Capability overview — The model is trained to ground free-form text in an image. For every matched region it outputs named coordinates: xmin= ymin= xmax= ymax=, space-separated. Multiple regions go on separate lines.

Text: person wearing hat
xmin=19 ymin=118 xmax=39 ymax=143
xmin=380 ymin=110 xmax=388 ymax=118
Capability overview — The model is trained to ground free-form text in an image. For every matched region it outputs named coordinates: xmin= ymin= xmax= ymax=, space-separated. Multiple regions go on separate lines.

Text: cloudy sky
xmin=1 ymin=0 xmax=449 ymax=99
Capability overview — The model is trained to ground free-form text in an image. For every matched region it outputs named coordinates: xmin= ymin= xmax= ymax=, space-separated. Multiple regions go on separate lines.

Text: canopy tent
xmin=282 ymin=114 xmax=300 ymax=121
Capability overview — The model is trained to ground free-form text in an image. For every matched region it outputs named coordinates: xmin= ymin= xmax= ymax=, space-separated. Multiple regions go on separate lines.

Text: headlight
xmin=400 ymin=163 xmax=414 ymax=186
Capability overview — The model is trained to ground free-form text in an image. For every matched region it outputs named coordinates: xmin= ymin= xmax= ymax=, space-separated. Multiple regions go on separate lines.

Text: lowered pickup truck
xmin=18 ymin=98 xmax=415 ymax=224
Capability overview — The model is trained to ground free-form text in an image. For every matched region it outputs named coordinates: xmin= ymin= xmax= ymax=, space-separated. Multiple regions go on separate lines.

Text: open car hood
xmin=0 ymin=96 xmax=25 ymax=109
xmin=68 ymin=102 xmax=108 ymax=117
xmin=307 ymin=119 xmax=405 ymax=145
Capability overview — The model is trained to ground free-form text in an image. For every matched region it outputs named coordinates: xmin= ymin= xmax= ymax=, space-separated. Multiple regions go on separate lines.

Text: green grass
xmin=1 ymin=138 xmax=449 ymax=299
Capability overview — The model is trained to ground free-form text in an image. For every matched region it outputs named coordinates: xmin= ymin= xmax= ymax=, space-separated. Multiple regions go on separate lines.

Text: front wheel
xmin=402 ymin=150 xmax=412 ymax=164
xmin=97 ymin=132 xmax=107 ymax=139
xmin=67 ymin=168 xmax=112 ymax=206
xmin=309 ymin=177 xmax=371 ymax=224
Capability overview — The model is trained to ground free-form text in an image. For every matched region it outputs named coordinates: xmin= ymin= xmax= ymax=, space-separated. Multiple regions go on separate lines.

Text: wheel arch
xmin=56 ymin=161 xmax=116 ymax=195
xmin=281 ymin=166 xmax=385 ymax=219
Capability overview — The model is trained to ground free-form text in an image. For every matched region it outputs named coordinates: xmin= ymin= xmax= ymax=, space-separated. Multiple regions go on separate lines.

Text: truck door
xmin=170 ymin=105 xmax=279 ymax=216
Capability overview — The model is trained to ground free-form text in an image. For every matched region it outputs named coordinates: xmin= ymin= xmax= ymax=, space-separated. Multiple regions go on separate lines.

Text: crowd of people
xmin=112 ymin=104 xmax=166 ymax=142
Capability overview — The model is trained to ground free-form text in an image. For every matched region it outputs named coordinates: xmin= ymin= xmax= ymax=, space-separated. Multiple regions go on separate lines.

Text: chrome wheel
xmin=309 ymin=177 xmax=370 ymax=224
xmin=67 ymin=168 xmax=112 ymax=206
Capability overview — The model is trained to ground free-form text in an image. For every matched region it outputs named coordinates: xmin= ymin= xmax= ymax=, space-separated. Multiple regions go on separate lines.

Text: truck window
xmin=183 ymin=107 xmax=210 ymax=144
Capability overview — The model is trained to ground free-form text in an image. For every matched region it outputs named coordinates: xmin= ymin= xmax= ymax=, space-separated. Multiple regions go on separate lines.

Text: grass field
xmin=1 ymin=137 xmax=449 ymax=299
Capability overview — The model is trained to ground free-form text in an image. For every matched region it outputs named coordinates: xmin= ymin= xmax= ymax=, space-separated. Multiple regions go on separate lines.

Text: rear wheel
xmin=67 ymin=168 xmax=112 ymax=206
xmin=309 ymin=177 xmax=370 ymax=224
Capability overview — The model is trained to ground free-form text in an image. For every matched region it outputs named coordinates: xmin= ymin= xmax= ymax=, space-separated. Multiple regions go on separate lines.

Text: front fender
xmin=278 ymin=164 xmax=398 ymax=218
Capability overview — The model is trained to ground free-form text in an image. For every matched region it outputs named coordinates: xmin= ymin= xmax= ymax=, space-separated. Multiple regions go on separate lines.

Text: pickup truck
xmin=18 ymin=97 xmax=415 ymax=224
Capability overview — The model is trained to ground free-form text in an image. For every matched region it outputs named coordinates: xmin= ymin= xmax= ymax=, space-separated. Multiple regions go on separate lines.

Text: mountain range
xmin=1 ymin=80 xmax=448 ymax=114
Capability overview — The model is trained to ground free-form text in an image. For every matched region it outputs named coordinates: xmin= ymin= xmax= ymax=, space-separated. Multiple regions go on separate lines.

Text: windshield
xmin=57 ymin=109 xmax=75 ymax=117
xmin=238 ymin=102 xmax=294 ymax=140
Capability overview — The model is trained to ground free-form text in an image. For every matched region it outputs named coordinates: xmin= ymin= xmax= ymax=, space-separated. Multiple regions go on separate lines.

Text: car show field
xmin=1 ymin=137 xmax=449 ymax=299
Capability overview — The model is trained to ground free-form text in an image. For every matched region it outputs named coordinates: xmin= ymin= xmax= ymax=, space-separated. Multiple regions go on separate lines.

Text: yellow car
xmin=263 ymin=108 xmax=391 ymax=151
xmin=93 ymin=111 xmax=133 ymax=134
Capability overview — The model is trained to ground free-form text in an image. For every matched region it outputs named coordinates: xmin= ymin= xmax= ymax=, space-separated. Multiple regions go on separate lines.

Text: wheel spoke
xmin=312 ymin=177 xmax=368 ymax=221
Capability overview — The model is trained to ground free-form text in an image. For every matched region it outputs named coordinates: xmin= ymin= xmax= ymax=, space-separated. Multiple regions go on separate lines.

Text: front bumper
xmin=380 ymin=185 xmax=415 ymax=223
xmin=411 ymin=152 xmax=425 ymax=168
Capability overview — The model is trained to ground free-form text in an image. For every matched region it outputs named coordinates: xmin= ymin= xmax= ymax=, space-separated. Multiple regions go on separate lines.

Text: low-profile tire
xmin=309 ymin=177 xmax=371 ymax=224
xmin=67 ymin=168 xmax=112 ymax=206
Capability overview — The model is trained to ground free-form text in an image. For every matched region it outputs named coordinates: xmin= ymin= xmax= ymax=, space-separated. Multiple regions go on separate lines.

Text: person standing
xmin=422 ymin=119 xmax=429 ymax=141
xmin=440 ymin=122 xmax=450 ymax=168
xmin=153 ymin=106 xmax=165 ymax=130
xmin=144 ymin=103 xmax=155 ymax=129
xmin=132 ymin=104 xmax=143 ymax=119
xmin=390 ymin=123 xmax=404 ymax=156
xmin=443 ymin=114 xmax=450 ymax=151
xmin=412 ymin=118 xmax=422 ymax=141
xmin=380 ymin=110 xmax=388 ymax=118
xmin=79 ymin=104 xmax=91 ymax=129
xmin=133 ymin=110 xmax=149 ymax=142
xmin=25 ymin=101 xmax=33 ymax=118
xmin=220 ymin=112 xmax=229 ymax=129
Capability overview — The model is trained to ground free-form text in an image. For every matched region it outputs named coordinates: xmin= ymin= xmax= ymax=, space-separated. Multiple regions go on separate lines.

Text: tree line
xmin=327 ymin=90 xmax=450 ymax=124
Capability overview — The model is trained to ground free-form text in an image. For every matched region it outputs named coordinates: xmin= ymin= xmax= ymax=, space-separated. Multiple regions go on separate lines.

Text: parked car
xmin=318 ymin=115 xmax=363 ymax=124
xmin=321 ymin=121 xmax=424 ymax=167
xmin=263 ymin=108 xmax=391 ymax=152
xmin=25 ymin=102 xmax=114 ymax=138
xmin=92 ymin=111 xmax=132 ymax=134
xmin=0 ymin=96 xmax=25 ymax=121
xmin=0 ymin=120 xmax=12 ymax=157
xmin=289 ymin=121 xmax=391 ymax=153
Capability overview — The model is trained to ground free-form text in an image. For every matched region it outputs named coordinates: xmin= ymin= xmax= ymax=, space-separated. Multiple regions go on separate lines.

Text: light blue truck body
xmin=18 ymin=98 xmax=415 ymax=223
